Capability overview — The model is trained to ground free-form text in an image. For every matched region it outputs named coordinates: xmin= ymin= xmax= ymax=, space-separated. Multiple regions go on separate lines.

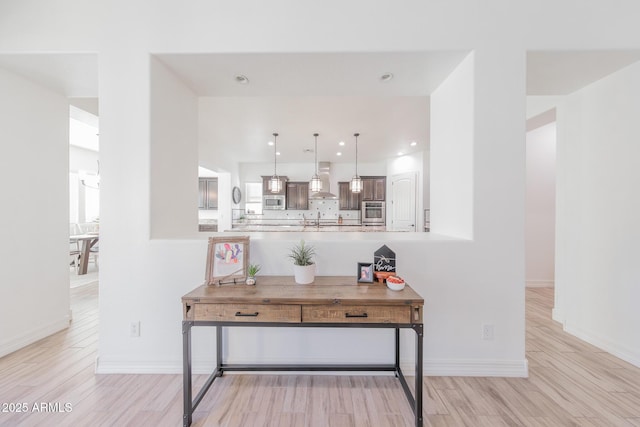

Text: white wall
xmin=8 ymin=1 xmax=640 ymax=376
xmin=150 ymin=57 xmax=199 ymax=238
xmin=0 ymin=66 xmax=70 ymax=357
xmin=430 ymin=52 xmax=474 ymax=239
xmin=69 ymin=146 xmax=100 ymax=223
xmin=556 ymin=61 xmax=640 ymax=366
xmin=96 ymin=45 xmax=526 ymax=377
xmin=525 ymin=122 xmax=556 ymax=286
xmin=70 ymin=145 xmax=99 ymax=173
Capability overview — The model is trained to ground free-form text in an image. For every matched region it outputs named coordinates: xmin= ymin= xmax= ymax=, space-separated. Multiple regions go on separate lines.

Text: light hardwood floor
xmin=1 ymin=285 xmax=640 ymax=426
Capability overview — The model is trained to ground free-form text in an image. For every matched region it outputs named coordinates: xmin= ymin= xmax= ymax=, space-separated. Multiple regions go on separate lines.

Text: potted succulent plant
xmin=288 ymin=240 xmax=316 ymax=284
xmin=246 ymin=263 xmax=261 ymax=285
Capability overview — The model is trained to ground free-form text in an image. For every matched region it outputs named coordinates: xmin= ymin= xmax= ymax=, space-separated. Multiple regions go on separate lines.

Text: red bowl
xmin=374 ymin=271 xmax=396 ymax=283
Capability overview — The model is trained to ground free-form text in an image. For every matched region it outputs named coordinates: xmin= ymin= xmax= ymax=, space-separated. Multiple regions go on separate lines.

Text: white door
xmin=391 ymin=172 xmax=417 ymax=231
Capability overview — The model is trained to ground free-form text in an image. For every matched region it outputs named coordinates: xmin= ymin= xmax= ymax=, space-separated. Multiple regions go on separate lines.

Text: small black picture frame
xmin=357 ymin=262 xmax=374 ymax=283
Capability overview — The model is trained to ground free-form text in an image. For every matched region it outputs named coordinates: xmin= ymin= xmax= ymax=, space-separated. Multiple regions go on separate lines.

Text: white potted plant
xmin=288 ymin=240 xmax=316 ymax=284
xmin=246 ymin=263 xmax=261 ymax=285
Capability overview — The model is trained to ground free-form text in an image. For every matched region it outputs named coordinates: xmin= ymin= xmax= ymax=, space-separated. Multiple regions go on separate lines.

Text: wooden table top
xmin=182 ymin=276 xmax=424 ymax=306
xmin=70 ymin=233 xmax=99 ymax=240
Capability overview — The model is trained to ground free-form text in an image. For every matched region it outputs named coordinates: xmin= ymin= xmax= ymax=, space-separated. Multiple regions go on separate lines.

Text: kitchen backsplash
xmin=262 ymin=199 xmax=361 ymax=224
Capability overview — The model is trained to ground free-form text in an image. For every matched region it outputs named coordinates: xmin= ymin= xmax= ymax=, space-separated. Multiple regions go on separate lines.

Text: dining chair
xmin=69 ymin=223 xmax=82 ymax=272
xmin=78 ymin=222 xmax=99 ymax=269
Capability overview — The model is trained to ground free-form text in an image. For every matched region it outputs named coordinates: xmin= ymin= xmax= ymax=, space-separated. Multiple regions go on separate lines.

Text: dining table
xmin=70 ymin=233 xmax=99 ymax=275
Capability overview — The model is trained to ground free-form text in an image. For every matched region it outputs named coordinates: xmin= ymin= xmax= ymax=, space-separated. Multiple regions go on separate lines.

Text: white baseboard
xmin=564 ymin=323 xmax=640 ymax=369
xmin=96 ymin=357 xmax=191 ymax=374
xmin=0 ymin=315 xmax=70 ymax=358
xmin=551 ymin=308 xmax=564 ymax=325
xmin=526 ymin=280 xmax=554 ymax=288
xmin=423 ymin=358 xmax=528 ymax=377
xmin=95 ymin=356 xmax=529 ymax=378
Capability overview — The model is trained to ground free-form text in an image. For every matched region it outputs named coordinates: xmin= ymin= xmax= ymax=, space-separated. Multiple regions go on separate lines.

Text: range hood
xmin=309 ymin=161 xmax=337 ymax=199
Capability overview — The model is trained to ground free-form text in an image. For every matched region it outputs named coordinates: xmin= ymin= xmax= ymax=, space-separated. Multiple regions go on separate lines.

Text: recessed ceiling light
xmin=338 ymin=141 xmax=345 ymax=146
xmin=380 ymin=73 xmax=394 ymax=82
xmin=336 ymin=152 xmax=342 ymax=156
xmin=276 ymin=151 xmax=281 ymax=156
xmin=410 ymin=141 xmax=417 ymax=146
xmin=268 ymin=141 xmax=274 ymax=146
xmin=235 ymin=75 xmax=249 ymax=84
xmin=397 ymin=152 xmax=404 ymax=156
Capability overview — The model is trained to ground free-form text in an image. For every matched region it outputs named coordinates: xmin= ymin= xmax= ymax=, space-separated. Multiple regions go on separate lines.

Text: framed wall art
xmin=357 ymin=262 xmax=374 ymax=283
xmin=205 ymin=236 xmax=250 ymax=285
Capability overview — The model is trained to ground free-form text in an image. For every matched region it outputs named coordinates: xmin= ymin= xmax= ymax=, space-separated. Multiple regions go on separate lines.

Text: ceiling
xmin=526 ymin=51 xmax=640 ymax=95
xmin=157 ymin=52 xmax=469 ymax=163
xmin=2 ymin=50 xmax=640 ymax=162
xmin=155 ymin=52 xmax=469 ymax=97
xmin=0 ymin=53 xmax=98 ymax=98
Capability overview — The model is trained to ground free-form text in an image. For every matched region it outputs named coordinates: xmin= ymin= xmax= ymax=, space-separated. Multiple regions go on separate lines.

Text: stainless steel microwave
xmin=263 ymin=195 xmax=286 ymax=210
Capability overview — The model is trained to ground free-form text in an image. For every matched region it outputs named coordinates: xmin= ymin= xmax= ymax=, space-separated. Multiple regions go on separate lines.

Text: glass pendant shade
xmin=351 ymin=132 xmax=362 ymax=193
xmin=309 ymin=133 xmax=322 ymax=192
xmin=310 ymin=175 xmax=322 ymax=192
xmin=269 ymin=132 xmax=280 ymax=193
xmin=350 ymin=176 xmax=362 ymax=193
xmin=268 ymin=175 xmax=282 ymax=193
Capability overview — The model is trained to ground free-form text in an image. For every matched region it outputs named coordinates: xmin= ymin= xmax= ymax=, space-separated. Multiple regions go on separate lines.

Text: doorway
xmin=525 ymin=115 xmax=556 ymax=288
xmin=69 ymin=104 xmax=100 ymax=288
xmin=390 ymin=172 xmax=417 ymax=231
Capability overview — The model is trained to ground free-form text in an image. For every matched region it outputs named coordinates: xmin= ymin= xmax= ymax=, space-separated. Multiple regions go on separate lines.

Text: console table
xmin=181 ymin=276 xmax=425 ymax=427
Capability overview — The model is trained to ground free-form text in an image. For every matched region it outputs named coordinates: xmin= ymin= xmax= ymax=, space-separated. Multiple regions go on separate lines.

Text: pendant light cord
xmin=273 ymin=132 xmax=278 ymax=175
xmin=354 ymin=132 xmax=360 ymax=176
xmin=314 ymin=133 xmax=319 ymax=175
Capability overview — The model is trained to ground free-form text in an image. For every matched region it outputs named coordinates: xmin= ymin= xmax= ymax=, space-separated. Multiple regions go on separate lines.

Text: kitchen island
xmin=229 ymin=224 xmax=387 ymax=232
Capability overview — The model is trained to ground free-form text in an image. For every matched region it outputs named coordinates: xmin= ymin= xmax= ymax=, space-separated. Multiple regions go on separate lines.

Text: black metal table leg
xmin=182 ymin=321 xmax=193 ymax=427
xmin=183 ymin=321 xmax=423 ymax=427
xmin=414 ymin=323 xmax=424 ymax=427
xmin=216 ymin=325 xmax=222 ymax=373
xmin=395 ymin=328 xmax=400 ymax=374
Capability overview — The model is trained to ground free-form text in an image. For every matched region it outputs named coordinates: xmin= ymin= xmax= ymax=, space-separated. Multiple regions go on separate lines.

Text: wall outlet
xmin=130 ymin=321 xmax=140 ymax=337
xmin=482 ymin=324 xmax=494 ymax=340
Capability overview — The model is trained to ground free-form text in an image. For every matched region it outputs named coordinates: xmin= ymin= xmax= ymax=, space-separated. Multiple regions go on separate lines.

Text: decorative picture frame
xmin=357 ymin=262 xmax=374 ymax=283
xmin=205 ymin=236 xmax=250 ymax=285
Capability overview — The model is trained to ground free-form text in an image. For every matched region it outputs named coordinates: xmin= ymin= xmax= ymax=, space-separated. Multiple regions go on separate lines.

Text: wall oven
xmin=362 ymin=201 xmax=385 ymax=225
xmin=263 ymin=195 xmax=286 ymax=210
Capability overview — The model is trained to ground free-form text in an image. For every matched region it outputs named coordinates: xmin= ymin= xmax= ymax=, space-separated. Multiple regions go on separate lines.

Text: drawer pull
xmin=235 ymin=311 xmax=259 ymax=317
xmin=345 ymin=313 xmax=368 ymax=318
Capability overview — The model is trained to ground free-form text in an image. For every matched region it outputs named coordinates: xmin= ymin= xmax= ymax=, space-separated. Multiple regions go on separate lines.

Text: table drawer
xmin=193 ymin=304 xmax=301 ymax=323
xmin=302 ymin=305 xmax=410 ymax=324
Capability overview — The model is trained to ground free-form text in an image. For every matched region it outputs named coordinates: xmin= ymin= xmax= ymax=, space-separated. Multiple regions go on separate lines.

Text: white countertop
xmin=230 ymin=224 xmax=386 ymax=232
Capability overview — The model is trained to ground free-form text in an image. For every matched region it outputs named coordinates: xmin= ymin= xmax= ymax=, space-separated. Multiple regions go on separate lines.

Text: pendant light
xmin=268 ymin=132 xmax=282 ymax=193
xmin=309 ymin=133 xmax=322 ymax=193
xmin=350 ymin=132 xmax=363 ymax=193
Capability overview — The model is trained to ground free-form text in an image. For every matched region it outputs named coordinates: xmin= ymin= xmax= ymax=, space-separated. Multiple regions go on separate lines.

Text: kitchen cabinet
xmin=286 ymin=182 xmax=309 ymax=210
xmin=262 ymin=175 xmax=288 ymax=196
xmin=362 ymin=176 xmax=386 ymax=201
xmin=198 ymin=178 xmax=218 ymax=209
xmin=338 ymin=182 xmax=361 ymax=210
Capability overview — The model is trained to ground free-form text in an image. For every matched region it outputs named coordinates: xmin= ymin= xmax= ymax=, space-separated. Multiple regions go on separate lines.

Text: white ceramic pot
xmin=293 ymin=264 xmax=316 ymax=284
